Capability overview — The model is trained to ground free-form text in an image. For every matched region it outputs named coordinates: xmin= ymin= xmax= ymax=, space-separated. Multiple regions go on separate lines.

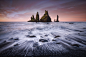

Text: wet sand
xmin=0 ymin=22 xmax=86 ymax=57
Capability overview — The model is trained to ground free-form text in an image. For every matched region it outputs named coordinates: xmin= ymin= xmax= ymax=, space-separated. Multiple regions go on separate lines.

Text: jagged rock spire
xmin=40 ymin=10 xmax=51 ymax=22
xmin=31 ymin=15 xmax=35 ymax=21
xmin=57 ymin=15 xmax=59 ymax=22
xmin=45 ymin=10 xmax=48 ymax=15
xmin=36 ymin=12 xmax=39 ymax=22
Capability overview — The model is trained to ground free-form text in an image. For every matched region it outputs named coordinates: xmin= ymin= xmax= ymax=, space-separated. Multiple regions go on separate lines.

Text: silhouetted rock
xmin=56 ymin=42 xmax=60 ymax=44
xmin=14 ymin=38 xmax=19 ymax=40
xmin=39 ymin=39 xmax=48 ymax=42
xmin=31 ymin=15 xmax=35 ymax=22
xmin=40 ymin=10 xmax=51 ymax=22
xmin=45 ymin=35 xmax=48 ymax=36
xmin=28 ymin=15 xmax=35 ymax=22
xmin=52 ymin=39 xmax=56 ymax=41
xmin=28 ymin=10 xmax=60 ymax=22
xmin=54 ymin=15 xmax=59 ymax=22
xmin=14 ymin=43 xmax=19 ymax=46
xmin=54 ymin=35 xmax=60 ymax=38
xmin=9 ymin=38 xmax=13 ymax=40
xmin=83 ymin=28 xmax=86 ymax=29
xmin=56 ymin=15 xmax=59 ymax=22
xmin=29 ymin=35 xmax=36 ymax=37
xmin=36 ymin=12 xmax=39 ymax=22
xmin=26 ymin=35 xmax=36 ymax=38
xmin=72 ymin=44 xmax=80 ymax=47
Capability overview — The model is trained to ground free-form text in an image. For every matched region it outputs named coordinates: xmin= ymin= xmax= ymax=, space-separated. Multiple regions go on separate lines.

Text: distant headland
xmin=28 ymin=10 xmax=59 ymax=22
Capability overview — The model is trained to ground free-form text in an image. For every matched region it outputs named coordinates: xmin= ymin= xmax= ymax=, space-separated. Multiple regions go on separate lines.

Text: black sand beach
xmin=0 ymin=22 xmax=86 ymax=57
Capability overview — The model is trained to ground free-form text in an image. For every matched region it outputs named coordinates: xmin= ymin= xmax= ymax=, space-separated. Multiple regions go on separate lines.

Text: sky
xmin=0 ymin=0 xmax=86 ymax=22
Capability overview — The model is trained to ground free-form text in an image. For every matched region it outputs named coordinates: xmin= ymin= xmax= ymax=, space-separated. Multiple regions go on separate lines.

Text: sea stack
xmin=28 ymin=10 xmax=60 ymax=22
xmin=40 ymin=10 xmax=51 ymax=22
xmin=36 ymin=12 xmax=39 ymax=22
xmin=56 ymin=15 xmax=59 ymax=22
xmin=31 ymin=15 xmax=35 ymax=22
xmin=54 ymin=15 xmax=59 ymax=22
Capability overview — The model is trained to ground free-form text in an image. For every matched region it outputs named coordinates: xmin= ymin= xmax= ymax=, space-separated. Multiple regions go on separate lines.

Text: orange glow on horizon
xmin=0 ymin=0 xmax=86 ymax=22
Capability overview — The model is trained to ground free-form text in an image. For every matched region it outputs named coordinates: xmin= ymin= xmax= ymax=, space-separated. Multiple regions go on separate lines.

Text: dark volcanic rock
xmin=83 ymin=28 xmax=86 ymax=29
xmin=30 ymin=15 xmax=35 ymax=22
xmin=29 ymin=35 xmax=36 ymax=37
xmin=40 ymin=10 xmax=51 ymax=22
xmin=3 ymin=40 xmax=7 ymax=43
xmin=9 ymin=37 xmax=19 ymax=41
xmin=26 ymin=35 xmax=36 ymax=38
xmin=52 ymin=39 xmax=56 ymax=41
xmin=28 ymin=10 xmax=52 ymax=22
xmin=56 ymin=42 xmax=60 ymax=44
xmin=54 ymin=35 xmax=60 ymax=38
xmin=72 ymin=44 xmax=80 ymax=47
xmin=39 ymin=39 xmax=48 ymax=42
xmin=14 ymin=38 xmax=19 ymax=40
xmin=9 ymin=38 xmax=13 ymax=40
xmin=14 ymin=43 xmax=19 ymax=46
xmin=45 ymin=35 xmax=48 ymax=36
xmin=56 ymin=15 xmax=59 ymax=22
xmin=54 ymin=15 xmax=59 ymax=22
xmin=36 ymin=12 xmax=39 ymax=22
xmin=79 ymin=31 xmax=83 ymax=32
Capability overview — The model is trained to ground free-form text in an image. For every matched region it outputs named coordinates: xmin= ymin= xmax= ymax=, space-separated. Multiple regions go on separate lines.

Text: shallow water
xmin=0 ymin=22 xmax=86 ymax=57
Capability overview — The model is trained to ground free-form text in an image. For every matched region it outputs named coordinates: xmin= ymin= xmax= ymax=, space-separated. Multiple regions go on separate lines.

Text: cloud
xmin=0 ymin=0 xmax=86 ymax=22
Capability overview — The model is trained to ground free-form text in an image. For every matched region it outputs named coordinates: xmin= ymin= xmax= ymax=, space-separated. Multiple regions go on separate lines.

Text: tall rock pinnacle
xmin=36 ymin=12 xmax=39 ymax=22
xmin=57 ymin=15 xmax=59 ymax=22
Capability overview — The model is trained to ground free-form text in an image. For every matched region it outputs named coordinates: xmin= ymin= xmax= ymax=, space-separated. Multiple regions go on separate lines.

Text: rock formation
xmin=28 ymin=15 xmax=35 ymax=22
xmin=28 ymin=10 xmax=59 ymax=22
xmin=36 ymin=12 xmax=39 ymax=22
xmin=56 ymin=15 xmax=59 ymax=22
xmin=54 ymin=15 xmax=59 ymax=22
xmin=31 ymin=15 xmax=35 ymax=21
xmin=40 ymin=10 xmax=51 ymax=22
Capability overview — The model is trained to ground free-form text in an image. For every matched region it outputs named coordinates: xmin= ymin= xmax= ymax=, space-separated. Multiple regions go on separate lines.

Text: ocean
xmin=0 ymin=22 xmax=86 ymax=57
